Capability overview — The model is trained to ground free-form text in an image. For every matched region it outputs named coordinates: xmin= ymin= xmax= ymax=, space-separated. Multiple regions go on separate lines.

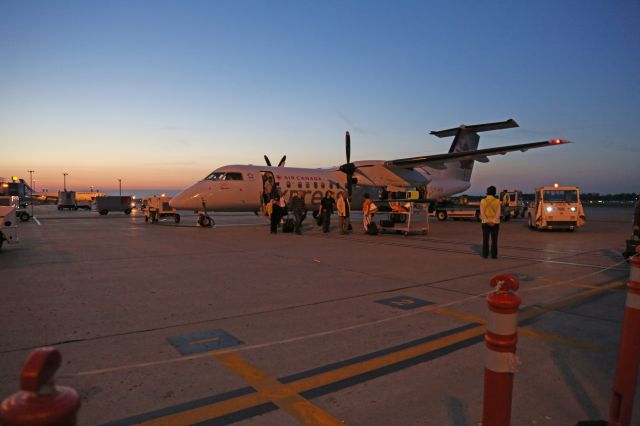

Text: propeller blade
xmin=264 ymin=155 xmax=272 ymax=166
xmin=277 ymin=155 xmax=287 ymax=167
xmin=345 ymin=131 xmax=351 ymax=164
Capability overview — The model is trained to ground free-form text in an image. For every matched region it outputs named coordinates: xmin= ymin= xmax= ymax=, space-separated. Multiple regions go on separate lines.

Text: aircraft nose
xmin=170 ymin=183 xmax=205 ymax=210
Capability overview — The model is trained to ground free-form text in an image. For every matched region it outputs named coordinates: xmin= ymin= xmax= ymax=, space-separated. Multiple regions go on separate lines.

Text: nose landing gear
xmin=197 ymin=199 xmax=214 ymax=228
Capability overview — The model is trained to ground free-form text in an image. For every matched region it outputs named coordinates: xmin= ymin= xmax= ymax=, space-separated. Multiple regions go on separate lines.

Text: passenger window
xmin=313 ymin=182 xmax=318 ymax=189
xmin=286 ymin=181 xmax=291 ymax=188
xmin=297 ymin=181 xmax=302 ymax=189
xmin=306 ymin=182 xmax=310 ymax=189
xmin=329 ymin=183 xmax=333 ymax=189
xmin=321 ymin=182 xmax=325 ymax=189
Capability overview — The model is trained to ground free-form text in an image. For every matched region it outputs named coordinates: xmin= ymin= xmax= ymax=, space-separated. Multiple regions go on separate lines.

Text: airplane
xmin=169 ymin=119 xmax=571 ymax=227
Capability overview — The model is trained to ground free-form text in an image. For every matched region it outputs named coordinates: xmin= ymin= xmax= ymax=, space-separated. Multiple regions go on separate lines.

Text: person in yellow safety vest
xmin=501 ymin=189 xmax=511 ymax=218
xmin=480 ymin=186 xmax=501 ymax=259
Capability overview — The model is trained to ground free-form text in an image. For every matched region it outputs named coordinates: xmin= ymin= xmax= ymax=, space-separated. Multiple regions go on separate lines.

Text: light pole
xmin=63 ymin=172 xmax=68 ymax=192
xmin=28 ymin=170 xmax=34 ymax=218
xmin=118 ymin=179 xmax=122 ymax=197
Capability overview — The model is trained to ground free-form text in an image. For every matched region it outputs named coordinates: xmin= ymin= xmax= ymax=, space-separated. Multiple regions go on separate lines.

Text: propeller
xmin=338 ymin=131 xmax=357 ymax=197
xmin=264 ymin=155 xmax=287 ymax=167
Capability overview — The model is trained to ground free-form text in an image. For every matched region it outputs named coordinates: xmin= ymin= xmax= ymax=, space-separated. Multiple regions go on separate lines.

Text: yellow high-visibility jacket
xmin=480 ymin=195 xmax=501 ymax=225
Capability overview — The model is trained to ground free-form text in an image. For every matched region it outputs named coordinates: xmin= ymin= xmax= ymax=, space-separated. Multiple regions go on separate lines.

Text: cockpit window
xmin=204 ymin=172 xmax=243 ymax=181
xmin=204 ymin=172 xmax=225 ymax=181
xmin=223 ymin=172 xmax=243 ymax=181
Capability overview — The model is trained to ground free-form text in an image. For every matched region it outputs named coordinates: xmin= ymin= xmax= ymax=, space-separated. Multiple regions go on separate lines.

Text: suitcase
xmin=366 ymin=222 xmax=378 ymax=235
xmin=282 ymin=218 xmax=295 ymax=233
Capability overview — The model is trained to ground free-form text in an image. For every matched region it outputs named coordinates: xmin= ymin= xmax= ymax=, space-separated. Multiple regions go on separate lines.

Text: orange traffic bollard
xmin=608 ymin=253 xmax=640 ymax=426
xmin=0 ymin=347 xmax=81 ymax=426
xmin=482 ymin=273 xmax=521 ymax=426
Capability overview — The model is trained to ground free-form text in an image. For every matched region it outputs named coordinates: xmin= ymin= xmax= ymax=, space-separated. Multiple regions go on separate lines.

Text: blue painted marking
xmin=167 ymin=329 xmax=244 ymax=355
xmin=375 ymin=295 xmax=434 ymax=310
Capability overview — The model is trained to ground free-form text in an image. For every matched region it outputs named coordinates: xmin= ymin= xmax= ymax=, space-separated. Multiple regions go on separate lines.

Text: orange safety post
xmin=0 ymin=347 xmax=81 ymax=426
xmin=609 ymin=252 xmax=640 ymax=426
xmin=482 ymin=273 xmax=521 ymax=426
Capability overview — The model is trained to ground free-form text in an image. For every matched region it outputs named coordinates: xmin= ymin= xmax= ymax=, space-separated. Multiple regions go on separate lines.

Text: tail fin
xmin=428 ymin=119 xmax=519 ymax=181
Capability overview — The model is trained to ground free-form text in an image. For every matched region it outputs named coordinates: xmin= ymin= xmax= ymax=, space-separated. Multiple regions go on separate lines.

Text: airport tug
xmin=527 ymin=184 xmax=585 ymax=231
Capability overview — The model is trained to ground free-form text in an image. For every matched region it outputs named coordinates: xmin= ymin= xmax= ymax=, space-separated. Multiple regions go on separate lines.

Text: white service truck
xmin=0 ymin=206 xmax=19 ymax=250
xmin=142 ymin=196 xmax=180 ymax=223
xmin=527 ymin=185 xmax=586 ymax=231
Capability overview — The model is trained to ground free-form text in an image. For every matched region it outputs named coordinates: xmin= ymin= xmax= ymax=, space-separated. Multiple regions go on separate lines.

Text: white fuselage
xmin=169 ymin=164 xmax=469 ymax=212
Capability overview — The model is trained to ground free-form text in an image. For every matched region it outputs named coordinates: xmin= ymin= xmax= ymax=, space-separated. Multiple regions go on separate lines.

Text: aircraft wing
xmin=384 ymin=139 xmax=570 ymax=169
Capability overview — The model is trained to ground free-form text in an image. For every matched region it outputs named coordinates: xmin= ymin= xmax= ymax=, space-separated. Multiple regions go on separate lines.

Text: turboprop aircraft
xmin=169 ymin=119 xmax=570 ymax=226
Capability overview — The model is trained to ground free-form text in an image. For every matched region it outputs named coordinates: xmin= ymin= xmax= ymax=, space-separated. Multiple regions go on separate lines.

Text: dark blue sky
xmin=1 ymin=0 xmax=639 ymax=192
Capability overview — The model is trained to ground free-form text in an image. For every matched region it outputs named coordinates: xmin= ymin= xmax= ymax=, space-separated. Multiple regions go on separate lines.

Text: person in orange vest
xmin=480 ymin=185 xmax=501 ymax=258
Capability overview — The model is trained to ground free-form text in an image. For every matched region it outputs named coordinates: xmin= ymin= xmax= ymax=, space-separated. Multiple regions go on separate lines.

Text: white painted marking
xmin=626 ymin=292 xmax=640 ymax=310
xmin=33 ymin=217 xmax=41 ymax=226
xmin=487 ymin=312 xmax=518 ymax=335
xmin=485 ymin=350 xmax=520 ymax=373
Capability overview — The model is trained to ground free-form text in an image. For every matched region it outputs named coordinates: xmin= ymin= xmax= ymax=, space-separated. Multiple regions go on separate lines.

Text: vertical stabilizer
xmin=428 ymin=119 xmax=518 ymax=182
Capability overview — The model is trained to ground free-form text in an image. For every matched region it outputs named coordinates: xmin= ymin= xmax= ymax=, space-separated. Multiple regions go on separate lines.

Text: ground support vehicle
xmin=95 ymin=196 xmax=133 ymax=216
xmin=378 ymin=200 xmax=429 ymax=236
xmin=0 ymin=196 xmax=30 ymax=222
xmin=431 ymin=199 xmax=480 ymax=222
xmin=527 ymin=186 xmax=585 ymax=231
xmin=0 ymin=206 xmax=19 ymax=250
xmin=57 ymin=191 xmax=78 ymax=210
xmin=499 ymin=189 xmax=526 ymax=220
xmin=142 ymin=196 xmax=180 ymax=224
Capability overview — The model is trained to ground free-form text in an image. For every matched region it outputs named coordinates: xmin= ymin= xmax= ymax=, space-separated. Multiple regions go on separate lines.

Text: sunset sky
xmin=1 ymin=1 xmax=639 ymax=194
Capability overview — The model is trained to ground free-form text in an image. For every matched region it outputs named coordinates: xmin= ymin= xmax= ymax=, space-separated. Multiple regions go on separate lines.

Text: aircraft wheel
xmin=198 ymin=215 xmax=213 ymax=227
xmin=124 ymin=208 xmax=132 ymax=215
xmin=436 ymin=211 xmax=447 ymax=221
xmin=19 ymin=212 xmax=30 ymax=222
xmin=99 ymin=209 xmax=108 ymax=216
xmin=174 ymin=214 xmax=181 ymax=224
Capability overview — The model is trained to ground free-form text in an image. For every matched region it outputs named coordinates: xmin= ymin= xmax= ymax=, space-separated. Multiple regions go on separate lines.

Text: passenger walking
xmin=320 ymin=192 xmax=335 ymax=233
xmin=336 ymin=192 xmax=351 ymax=234
xmin=362 ymin=193 xmax=378 ymax=233
xmin=290 ymin=191 xmax=307 ymax=235
xmin=480 ymin=186 xmax=501 ymax=258
xmin=269 ymin=196 xmax=285 ymax=234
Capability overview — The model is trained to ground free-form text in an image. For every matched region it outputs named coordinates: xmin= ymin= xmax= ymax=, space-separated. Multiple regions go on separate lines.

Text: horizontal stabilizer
xmin=430 ymin=119 xmax=519 ymax=138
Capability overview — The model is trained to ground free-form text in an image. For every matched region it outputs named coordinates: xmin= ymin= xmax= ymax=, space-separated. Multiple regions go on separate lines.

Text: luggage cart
xmin=378 ymin=200 xmax=429 ymax=236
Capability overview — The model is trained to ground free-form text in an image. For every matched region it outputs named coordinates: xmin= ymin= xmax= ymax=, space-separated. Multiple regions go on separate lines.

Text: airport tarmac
xmin=0 ymin=205 xmax=637 ymax=425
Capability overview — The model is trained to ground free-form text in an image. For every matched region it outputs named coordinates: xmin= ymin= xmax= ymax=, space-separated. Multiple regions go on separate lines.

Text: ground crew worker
xmin=480 ymin=186 xmax=501 ymax=258
xmin=336 ymin=192 xmax=351 ymax=234
xmin=362 ymin=193 xmax=377 ymax=233
xmin=290 ymin=191 xmax=306 ymax=235
xmin=501 ymin=189 xmax=511 ymax=219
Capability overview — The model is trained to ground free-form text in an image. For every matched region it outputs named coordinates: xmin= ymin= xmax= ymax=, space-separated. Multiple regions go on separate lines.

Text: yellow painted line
xmin=537 ymin=277 xmax=625 ymax=291
xmin=214 ymin=352 xmax=344 ymax=426
xmin=139 ymin=324 xmax=486 ymax=425
xmin=137 ymin=280 xmax=623 ymax=425
xmin=188 ymin=337 xmax=221 ymax=345
xmin=423 ymin=306 xmax=605 ymax=352
xmin=519 ymin=279 xmax=626 ymax=321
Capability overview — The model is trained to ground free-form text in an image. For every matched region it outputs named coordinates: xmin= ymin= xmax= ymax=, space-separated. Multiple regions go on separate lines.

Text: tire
xmin=174 ymin=214 xmax=181 ymax=224
xmin=57 ymin=206 xmax=63 ymax=211
xmin=124 ymin=209 xmax=131 ymax=215
xmin=73 ymin=205 xmax=78 ymax=211
xmin=436 ymin=211 xmax=447 ymax=221
xmin=99 ymin=210 xmax=108 ymax=216
xmin=198 ymin=215 xmax=213 ymax=227
xmin=19 ymin=212 xmax=30 ymax=222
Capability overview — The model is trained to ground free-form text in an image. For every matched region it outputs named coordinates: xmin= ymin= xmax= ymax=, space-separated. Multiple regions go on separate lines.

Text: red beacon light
xmin=549 ymin=139 xmax=562 ymax=144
